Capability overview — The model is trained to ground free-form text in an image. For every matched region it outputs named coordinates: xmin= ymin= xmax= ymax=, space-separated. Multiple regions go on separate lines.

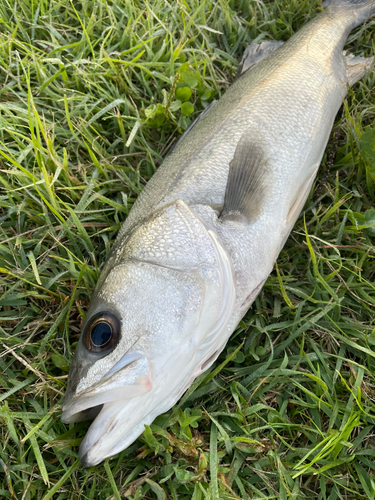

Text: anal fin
xmin=345 ymin=53 xmax=374 ymax=86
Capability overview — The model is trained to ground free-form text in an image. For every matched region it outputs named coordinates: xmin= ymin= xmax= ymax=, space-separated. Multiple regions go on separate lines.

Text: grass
xmin=0 ymin=0 xmax=375 ymax=498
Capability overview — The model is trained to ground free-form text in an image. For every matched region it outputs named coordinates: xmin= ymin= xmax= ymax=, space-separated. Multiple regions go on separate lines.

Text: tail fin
xmin=323 ymin=0 xmax=375 ymax=26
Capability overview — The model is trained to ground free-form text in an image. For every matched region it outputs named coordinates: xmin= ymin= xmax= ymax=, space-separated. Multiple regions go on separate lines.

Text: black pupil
xmin=91 ymin=322 xmax=112 ymax=346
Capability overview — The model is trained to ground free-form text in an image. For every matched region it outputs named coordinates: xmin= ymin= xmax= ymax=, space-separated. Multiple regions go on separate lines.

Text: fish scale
xmin=62 ymin=0 xmax=375 ymax=467
xmin=118 ymin=11 xmax=348 ymax=235
xmin=118 ymin=201 xmax=218 ymax=268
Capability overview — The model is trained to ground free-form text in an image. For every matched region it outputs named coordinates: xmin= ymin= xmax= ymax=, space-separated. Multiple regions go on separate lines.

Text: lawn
xmin=0 ymin=0 xmax=375 ymax=498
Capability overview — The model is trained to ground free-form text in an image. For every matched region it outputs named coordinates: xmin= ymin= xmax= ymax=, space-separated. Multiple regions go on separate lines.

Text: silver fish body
xmin=62 ymin=0 xmax=375 ymax=466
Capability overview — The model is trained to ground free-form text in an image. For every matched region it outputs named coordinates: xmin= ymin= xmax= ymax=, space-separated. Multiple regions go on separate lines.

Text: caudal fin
xmin=323 ymin=0 xmax=375 ymax=26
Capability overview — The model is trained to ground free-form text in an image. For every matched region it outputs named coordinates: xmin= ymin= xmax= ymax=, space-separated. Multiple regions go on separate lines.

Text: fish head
xmin=62 ymin=201 xmax=236 ymax=466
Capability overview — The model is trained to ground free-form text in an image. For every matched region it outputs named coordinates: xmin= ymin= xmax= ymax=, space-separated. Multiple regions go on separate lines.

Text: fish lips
xmin=61 ymin=353 xmax=152 ymax=424
xmin=77 ymin=370 xmax=181 ymax=467
xmin=62 ymin=349 xmax=190 ymax=467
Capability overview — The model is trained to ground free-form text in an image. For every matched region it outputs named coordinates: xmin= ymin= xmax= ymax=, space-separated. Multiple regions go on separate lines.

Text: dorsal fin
xmin=237 ymin=41 xmax=284 ymax=77
xmin=221 ymin=132 xmax=269 ymax=223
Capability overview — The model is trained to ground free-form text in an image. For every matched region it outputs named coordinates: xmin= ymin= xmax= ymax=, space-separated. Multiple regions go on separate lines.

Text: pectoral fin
xmin=221 ymin=131 xmax=269 ymax=223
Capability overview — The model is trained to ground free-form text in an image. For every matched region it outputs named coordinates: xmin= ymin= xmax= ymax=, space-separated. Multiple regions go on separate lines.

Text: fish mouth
xmin=62 ymin=349 xmax=202 ymax=467
xmin=77 ymin=396 xmax=161 ymax=467
xmin=65 ymin=349 xmax=220 ymax=467
xmin=61 ymin=352 xmax=152 ymax=424
xmin=62 ymin=348 xmax=201 ymax=467
xmin=75 ymin=348 xmax=224 ymax=467
xmin=61 ymin=351 xmax=159 ymax=467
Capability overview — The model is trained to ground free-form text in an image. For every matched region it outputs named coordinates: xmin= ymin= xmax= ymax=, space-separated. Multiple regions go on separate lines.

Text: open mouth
xmin=61 ymin=352 xmax=157 ymax=467
xmin=66 ymin=404 xmax=104 ymax=423
xmin=61 ymin=353 xmax=152 ymax=424
xmin=61 ymin=345 xmax=228 ymax=466
xmin=77 ymin=396 xmax=157 ymax=467
xmin=62 ymin=347 xmax=194 ymax=466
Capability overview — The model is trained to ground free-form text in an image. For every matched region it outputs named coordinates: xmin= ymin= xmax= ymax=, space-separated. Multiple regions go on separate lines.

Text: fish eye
xmin=84 ymin=312 xmax=120 ymax=353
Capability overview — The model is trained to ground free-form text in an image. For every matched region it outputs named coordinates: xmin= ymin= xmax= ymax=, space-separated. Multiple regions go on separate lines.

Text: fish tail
xmin=323 ymin=0 xmax=375 ymax=27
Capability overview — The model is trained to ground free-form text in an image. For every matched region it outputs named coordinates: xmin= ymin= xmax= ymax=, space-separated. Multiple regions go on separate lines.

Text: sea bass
xmin=62 ymin=0 xmax=375 ymax=466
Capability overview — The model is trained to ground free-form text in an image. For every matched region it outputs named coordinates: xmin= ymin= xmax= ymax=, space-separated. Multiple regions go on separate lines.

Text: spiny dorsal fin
xmin=221 ymin=132 xmax=269 ymax=223
xmin=237 ymin=40 xmax=284 ymax=77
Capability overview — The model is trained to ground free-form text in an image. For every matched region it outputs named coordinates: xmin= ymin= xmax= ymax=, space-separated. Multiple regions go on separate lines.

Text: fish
xmin=61 ymin=0 xmax=375 ymax=467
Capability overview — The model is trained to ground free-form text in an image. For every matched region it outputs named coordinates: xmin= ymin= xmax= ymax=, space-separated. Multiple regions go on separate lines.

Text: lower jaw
xmin=78 ymin=412 xmax=147 ymax=467
xmin=79 ymin=448 xmax=101 ymax=468
xmin=76 ymin=393 xmax=177 ymax=467
xmin=74 ymin=355 xmax=216 ymax=465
